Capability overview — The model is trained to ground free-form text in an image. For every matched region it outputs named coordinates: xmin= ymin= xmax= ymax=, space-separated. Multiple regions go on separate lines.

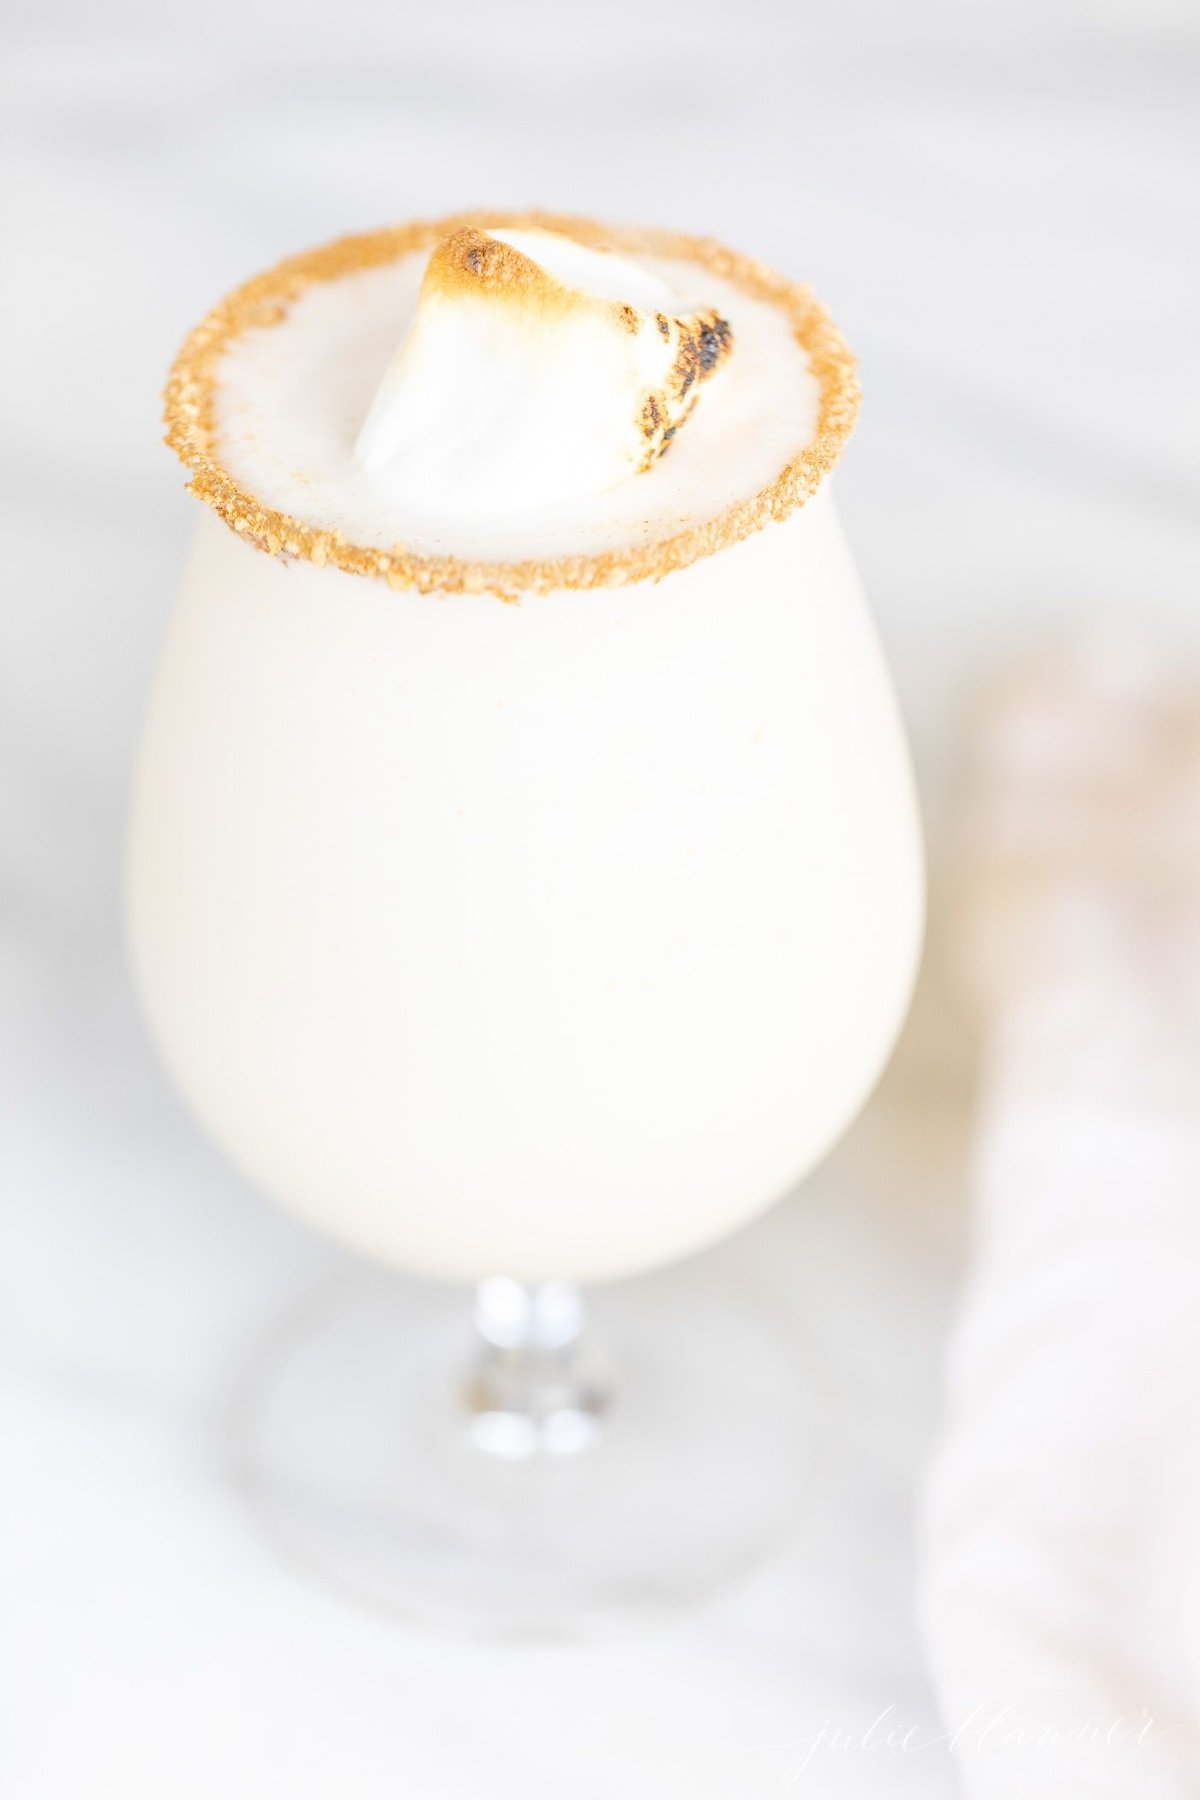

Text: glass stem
xmin=465 ymin=1278 xmax=610 ymax=1459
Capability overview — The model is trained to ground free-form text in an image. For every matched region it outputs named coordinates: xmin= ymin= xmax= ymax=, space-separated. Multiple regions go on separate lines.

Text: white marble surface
xmin=3 ymin=1 xmax=1198 ymax=1793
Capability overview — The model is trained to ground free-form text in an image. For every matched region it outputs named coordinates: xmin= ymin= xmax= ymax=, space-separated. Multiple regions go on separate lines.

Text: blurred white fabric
xmin=921 ymin=640 xmax=1200 ymax=1793
xmin=3 ymin=0 xmax=1199 ymax=1794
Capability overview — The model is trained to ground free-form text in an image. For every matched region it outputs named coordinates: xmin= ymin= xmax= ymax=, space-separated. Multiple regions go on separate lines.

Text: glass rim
xmin=163 ymin=209 xmax=860 ymax=598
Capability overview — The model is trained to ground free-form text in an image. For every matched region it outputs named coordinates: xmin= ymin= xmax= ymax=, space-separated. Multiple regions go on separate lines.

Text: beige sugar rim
xmin=163 ymin=209 xmax=861 ymax=598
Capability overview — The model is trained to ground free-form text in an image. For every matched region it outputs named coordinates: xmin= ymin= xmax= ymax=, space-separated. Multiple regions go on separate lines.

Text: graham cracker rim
xmin=163 ymin=209 xmax=860 ymax=597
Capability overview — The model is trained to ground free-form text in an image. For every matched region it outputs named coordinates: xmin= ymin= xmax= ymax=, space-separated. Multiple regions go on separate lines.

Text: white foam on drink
xmin=212 ymin=247 xmax=821 ymax=563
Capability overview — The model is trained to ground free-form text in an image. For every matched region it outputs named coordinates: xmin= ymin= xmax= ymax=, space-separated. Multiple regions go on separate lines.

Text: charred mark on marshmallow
xmin=430 ymin=227 xmax=580 ymax=308
xmin=670 ymin=313 xmax=733 ymax=402
xmin=634 ymin=308 xmax=734 ymax=469
xmin=700 ymin=317 xmax=732 ymax=369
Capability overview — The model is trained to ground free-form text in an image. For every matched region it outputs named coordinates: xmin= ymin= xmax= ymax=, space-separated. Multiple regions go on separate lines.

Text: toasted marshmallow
xmin=354 ymin=227 xmax=734 ymax=514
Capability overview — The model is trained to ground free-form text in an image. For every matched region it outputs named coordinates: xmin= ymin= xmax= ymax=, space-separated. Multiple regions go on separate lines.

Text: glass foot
xmin=231 ymin=1256 xmax=827 ymax=1639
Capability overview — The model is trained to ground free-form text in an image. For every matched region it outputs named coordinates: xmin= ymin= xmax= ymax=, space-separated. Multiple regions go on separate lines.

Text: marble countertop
xmin=3 ymin=1 xmax=1198 ymax=1792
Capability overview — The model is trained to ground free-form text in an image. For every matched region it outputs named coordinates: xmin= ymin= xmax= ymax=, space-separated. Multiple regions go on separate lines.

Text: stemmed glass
xmin=127 ymin=218 xmax=923 ymax=1634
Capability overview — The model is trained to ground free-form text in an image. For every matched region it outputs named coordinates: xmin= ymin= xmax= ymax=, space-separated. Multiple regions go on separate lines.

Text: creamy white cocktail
xmin=128 ymin=213 xmax=922 ymax=1627
xmin=130 ymin=213 xmax=921 ymax=1285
